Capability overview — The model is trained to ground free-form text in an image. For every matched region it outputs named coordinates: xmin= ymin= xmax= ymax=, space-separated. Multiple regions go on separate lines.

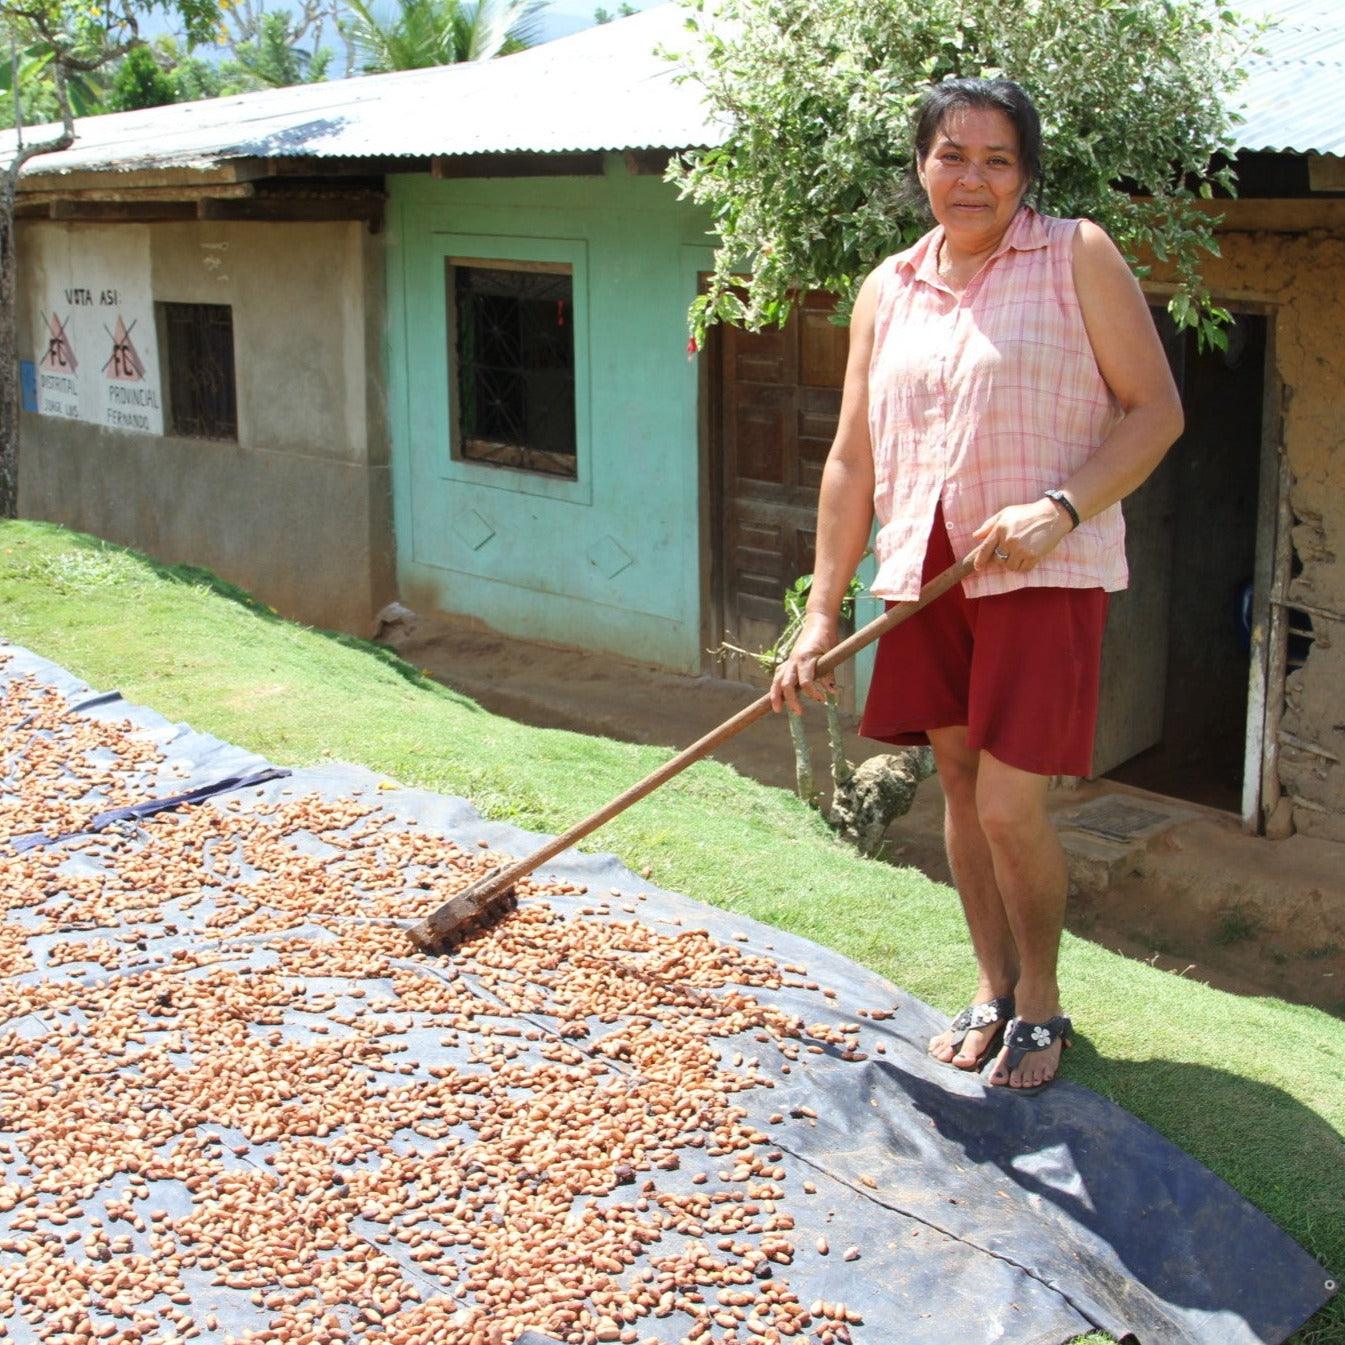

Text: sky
xmin=540 ymin=0 xmax=669 ymax=42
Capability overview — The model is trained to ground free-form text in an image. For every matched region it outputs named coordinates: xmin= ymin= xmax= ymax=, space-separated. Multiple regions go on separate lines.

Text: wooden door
xmin=712 ymin=293 xmax=850 ymax=700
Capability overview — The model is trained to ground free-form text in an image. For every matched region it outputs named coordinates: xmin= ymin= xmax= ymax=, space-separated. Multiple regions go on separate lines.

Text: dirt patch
xmin=1068 ymin=820 xmax=1345 ymax=1016
xmin=389 ymin=613 xmax=1345 ymax=1018
xmin=872 ymin=770 xmax=1345 ymax=1014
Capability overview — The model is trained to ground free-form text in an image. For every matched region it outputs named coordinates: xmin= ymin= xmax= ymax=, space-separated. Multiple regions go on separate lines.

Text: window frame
xmin=158 ymin=300 xmax=239 ymax=442
xmin=429 ymin=234 xmax=591 ymax=505
xmin=446 ymin=256 xmax=578 ymax=481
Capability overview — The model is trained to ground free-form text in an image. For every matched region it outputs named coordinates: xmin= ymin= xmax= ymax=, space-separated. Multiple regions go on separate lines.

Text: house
xmin=5 ymin=2 xmax=1344 ymax=844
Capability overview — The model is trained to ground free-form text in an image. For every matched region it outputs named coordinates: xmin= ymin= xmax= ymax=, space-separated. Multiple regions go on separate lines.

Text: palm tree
xmin=339 ymin=0 xmax=545 ymax=74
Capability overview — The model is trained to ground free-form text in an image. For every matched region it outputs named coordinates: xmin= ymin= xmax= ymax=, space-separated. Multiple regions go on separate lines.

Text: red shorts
xmin=859 ymin=507 xmax=1109 ymax=778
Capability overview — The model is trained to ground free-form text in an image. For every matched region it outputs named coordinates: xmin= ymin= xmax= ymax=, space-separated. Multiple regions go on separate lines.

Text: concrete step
xmin=1057 ymin=796 xmax=1198 ymax=896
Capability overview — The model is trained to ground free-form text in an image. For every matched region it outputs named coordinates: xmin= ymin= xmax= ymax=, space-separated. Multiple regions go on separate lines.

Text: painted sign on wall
xmin=33 ymin=229 xmax=164 ymax=436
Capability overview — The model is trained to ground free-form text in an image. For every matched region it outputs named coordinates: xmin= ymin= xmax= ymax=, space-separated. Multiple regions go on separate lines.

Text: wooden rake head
xmin=407 ymin=865 xmax=519 ymax=953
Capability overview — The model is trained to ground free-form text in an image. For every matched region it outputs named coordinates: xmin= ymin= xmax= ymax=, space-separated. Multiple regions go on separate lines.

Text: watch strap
xmin=1044 ymin=489 xmax=1081 ymax=530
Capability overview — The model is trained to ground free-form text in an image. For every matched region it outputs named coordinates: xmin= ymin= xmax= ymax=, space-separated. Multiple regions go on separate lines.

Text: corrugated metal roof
xmin=2 ymin=5 xmax=726 ymax=176
xmin=1234 ymin=0 xmax=1345 ymax=156
xmin=2 ymin=0 xmax=1341 ymax=179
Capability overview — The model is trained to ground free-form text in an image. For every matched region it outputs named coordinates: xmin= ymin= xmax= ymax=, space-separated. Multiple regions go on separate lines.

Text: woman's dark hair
xmin=908 ymin=77 xmax=1044 ymax=207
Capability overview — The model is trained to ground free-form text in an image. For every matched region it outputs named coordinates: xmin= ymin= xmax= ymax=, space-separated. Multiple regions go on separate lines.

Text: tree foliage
xmin=0 ymin=33 xmax=106 ymax=126
xmin=119 ymin=19 xmax=334 ymax=106
xmin=211 ymin=0 xmax=343 ymax=82
xmin=2 ymin=6 xmax=337 ymax=124
xmin=0 ymin=0 xmax=220 ymax=75
xmin=668 ymin=0 xmax=1259 ymax=349
xmin=220 ymin=10 xmax=332 ymax=90
xmin=143 ymin=35 xmax=221 ymax=101
xmin=106 ymin=40 xmax=175 ymax=108
xmin=340 ymin=0 xmax=543 ymax=73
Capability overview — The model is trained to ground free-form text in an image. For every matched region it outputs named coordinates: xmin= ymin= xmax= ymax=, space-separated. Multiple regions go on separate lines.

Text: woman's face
xmin=917 ymin=105 xmax=1028 ymax=251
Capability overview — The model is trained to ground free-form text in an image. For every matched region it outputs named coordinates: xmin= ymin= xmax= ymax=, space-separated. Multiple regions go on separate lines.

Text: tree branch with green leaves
xmin=667 ymin=0 xmax=1262 ymax=351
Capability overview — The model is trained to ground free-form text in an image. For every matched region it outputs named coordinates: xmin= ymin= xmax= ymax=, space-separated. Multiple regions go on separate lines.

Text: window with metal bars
xmin=448 ymin=260 xmax=576 ymax=479
xmin=161 ymin=302 xmax=237 ymax=440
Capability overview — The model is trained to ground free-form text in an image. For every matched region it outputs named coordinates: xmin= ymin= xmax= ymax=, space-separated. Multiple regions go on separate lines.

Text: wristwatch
xmin=1043 ymin=489 xmax=1080 ymax=531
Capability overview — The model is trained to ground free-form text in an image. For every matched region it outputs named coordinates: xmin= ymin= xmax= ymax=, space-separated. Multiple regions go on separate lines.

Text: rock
xmin=830 ymin=747 xmax=935 ymax=857
xmin=372 ymin=601 xmax=418 ymax=643
xmin=1265 ymin=795 xmax=1296 ymax=841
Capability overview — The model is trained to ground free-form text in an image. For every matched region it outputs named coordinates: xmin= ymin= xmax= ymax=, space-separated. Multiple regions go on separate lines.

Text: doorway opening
xmin=1098 ymin=310 xmax=1276 ymax=814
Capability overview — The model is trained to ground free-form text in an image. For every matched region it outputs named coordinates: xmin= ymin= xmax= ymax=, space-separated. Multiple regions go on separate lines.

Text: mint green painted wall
xmin=386 ymin=157 xmax=875 ymax=698
xmin=387 ymin=159 xmax=717 ymax=673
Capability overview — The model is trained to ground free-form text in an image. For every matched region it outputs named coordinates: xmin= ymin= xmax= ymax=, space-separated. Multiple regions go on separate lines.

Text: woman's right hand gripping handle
xmin=770 ymin=612 xmax=841 ymax=716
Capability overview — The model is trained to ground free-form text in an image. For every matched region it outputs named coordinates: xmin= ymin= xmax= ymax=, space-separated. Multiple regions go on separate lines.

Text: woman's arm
xmin=770 ymin=267 xmax=881 ymax=714
xmin=971 ymin=219 xmax=1185 ymax=571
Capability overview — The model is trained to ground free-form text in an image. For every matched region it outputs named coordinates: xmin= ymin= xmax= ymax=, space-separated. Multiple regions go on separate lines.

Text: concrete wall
xmin=17 ymin=219 xmax=395 ymax=636
xmin=1193 ymin=226 xmax=1345 ymax=842
xmin=387 ymin=159 xmax=716 ymax=674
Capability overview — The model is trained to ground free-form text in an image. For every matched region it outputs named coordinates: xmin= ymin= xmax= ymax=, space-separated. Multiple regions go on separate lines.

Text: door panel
xmin=801 ymin=308 xmax=848 ymax=386
xmin=730 ymin=389 xmax=792 ymax=485
xmin=714 ymin=293 xmax=850 ymax=702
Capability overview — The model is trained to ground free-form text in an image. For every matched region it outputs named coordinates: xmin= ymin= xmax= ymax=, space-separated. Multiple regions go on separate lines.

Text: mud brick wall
xmin=1201 ymin=226 xmax=1345 ymax=842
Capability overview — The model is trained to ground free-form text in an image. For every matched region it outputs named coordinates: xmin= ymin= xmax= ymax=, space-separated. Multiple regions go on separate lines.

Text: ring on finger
xmin=993 ymin=547 xmax=1010 ymax=561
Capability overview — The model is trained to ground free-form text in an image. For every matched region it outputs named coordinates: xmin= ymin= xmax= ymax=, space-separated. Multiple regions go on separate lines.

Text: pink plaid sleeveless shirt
xmin=867 ymin=207 xmax=1128 ymax=601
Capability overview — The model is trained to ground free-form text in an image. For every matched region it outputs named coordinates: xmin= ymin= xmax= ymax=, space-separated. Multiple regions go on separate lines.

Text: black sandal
xmin=932 ymin=995 xmax=1015 ymax=1069
xmin=985 ymin=1015 xmax=1073 ymax=1093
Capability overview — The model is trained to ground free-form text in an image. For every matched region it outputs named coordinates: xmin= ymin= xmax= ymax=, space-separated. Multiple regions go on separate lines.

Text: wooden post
xmin=1242 ymin=317 xmax=1292 ymax=835
xmin=1260 ymin=451 xmax=1294 ymax=830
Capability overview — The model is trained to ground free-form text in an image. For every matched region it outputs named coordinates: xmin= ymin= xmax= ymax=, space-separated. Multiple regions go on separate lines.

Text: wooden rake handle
xmin=409 ymin=553 xmax=976 ymax=951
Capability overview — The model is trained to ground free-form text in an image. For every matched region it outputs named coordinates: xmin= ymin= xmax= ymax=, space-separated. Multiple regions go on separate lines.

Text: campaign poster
xmin=34 ymin=228 xmax=164 ymax=436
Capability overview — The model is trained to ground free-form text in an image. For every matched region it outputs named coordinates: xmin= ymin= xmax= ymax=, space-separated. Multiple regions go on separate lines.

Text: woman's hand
xmin=770 ymin=613 xmax=840 ymax=715
xmin=971 ymin=497 xmax=1072 ymax=572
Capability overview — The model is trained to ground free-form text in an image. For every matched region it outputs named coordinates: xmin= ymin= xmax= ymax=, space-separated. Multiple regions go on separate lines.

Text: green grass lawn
xmin=3 ymin=519 xmax=1343 ymax=1345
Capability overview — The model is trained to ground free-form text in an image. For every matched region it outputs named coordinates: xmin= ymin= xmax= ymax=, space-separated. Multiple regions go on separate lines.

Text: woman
xmin=770 ymin=77 xmax=1183 ymax=1092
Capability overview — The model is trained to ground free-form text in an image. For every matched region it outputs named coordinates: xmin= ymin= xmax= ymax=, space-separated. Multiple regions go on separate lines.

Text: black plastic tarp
xmin=0 ymin=643 xmax=1333 ymax=1345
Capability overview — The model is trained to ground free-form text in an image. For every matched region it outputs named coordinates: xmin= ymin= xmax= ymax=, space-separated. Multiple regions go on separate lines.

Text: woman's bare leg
xmin=974 ymin=749 xmax=1068 ymax=1089
xmin=926 ymin=726 xmax=1019 ymax=1068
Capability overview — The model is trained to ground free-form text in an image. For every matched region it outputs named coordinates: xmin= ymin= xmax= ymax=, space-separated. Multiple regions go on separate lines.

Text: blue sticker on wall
xmin=20 ymin=361 xmax=37 ymax=413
